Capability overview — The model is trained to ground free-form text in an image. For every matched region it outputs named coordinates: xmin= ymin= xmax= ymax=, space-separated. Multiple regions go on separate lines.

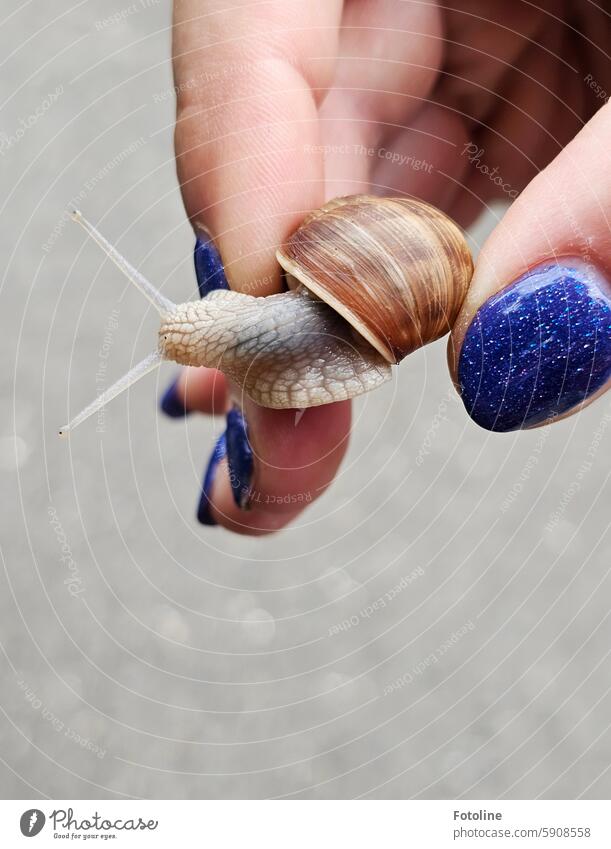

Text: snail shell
xmin=276 ymin=195 xmax=474 ymax=364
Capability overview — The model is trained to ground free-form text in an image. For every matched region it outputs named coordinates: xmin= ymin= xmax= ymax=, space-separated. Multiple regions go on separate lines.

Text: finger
xmin=450 ymin=103 xmax=611 ymax=432
xmin=160 ymin=226 xmax=229 ymax=417
xmin=199 ymin=397 xmax=352 ymax=534
xmin=319 ymin=0 xmax=442 ymax=197
xmin=450 ymin=33 xmax=575 ymax=219
xmin=162 ymin=366 xmax=228 ymax=418
xmin=371 ymin=103 xmax=470 ymax=210
xmin=172 ymin=0 xmax=343 ymax=293
xmin=173 ymin=1 xmax=353 ymax=534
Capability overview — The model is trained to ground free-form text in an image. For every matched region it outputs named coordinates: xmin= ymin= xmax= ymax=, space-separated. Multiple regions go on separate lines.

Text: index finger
xmin=172 ymin=0 xmax=343 ymax=293
xmin=171 ymin=0 xmax=353 ymax=534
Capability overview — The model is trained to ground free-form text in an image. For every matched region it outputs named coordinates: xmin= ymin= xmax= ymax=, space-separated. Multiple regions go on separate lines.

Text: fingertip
xmin=226 ymin=405 xmax=254 ymax=509
xmin=160 ymin=375 xmax=189 ymax=419
xmin=197 ymin=432 xmax=227 ymax=526
xmin=183 ymin=367 xmax=228 ymax=416
xmin=160 ymin=368 xmax=228 ymax=419
xmin=204 ymin=399 xmax=352 ymax=534
xmin=193 ymin=232 xmax=229 ymax=297
xmin=454 ymin=259 xmax=611 ymax=432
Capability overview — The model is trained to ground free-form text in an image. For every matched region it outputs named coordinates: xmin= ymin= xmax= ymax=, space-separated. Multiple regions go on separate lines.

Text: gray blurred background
xmin=1 ymin=0 xmax=610 ymax=800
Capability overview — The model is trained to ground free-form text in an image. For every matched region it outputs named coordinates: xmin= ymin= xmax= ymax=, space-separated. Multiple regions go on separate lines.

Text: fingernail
xmin=459 ymin=260 xmax=611 ymax=431
xmin=160 ymin=376 xmax=189 ymax=418
xmin=194 ymin=233 xmax=228 ymax=297
xmin=226 ymin=405 xmax=253 ymax=509
xmin=197 ymin=431 xmax=227 ymax=525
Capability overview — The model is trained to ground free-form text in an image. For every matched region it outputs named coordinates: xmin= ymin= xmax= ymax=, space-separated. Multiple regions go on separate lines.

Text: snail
xmin=59 ymin=195 xmax=473 ymax=434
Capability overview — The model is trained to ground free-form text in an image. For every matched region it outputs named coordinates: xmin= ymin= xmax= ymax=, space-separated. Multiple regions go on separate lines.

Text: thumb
xmin=450 ymin=103 xmax=611 ymax=432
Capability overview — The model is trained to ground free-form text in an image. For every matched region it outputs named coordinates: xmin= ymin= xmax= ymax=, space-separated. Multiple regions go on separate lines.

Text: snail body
xmin=159 ymin=288 xmax=391 ymax=408
xmin=60 ymin=197 xmax=473 ymax=433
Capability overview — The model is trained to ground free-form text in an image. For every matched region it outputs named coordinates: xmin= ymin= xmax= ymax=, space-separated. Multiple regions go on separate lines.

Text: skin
xmin=171 ymin=0 xmax=611 ymax=535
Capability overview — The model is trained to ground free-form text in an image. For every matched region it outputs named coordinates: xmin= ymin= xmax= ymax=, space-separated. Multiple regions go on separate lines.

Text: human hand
xmin=163 ymin=0 xmax=611 ymax=533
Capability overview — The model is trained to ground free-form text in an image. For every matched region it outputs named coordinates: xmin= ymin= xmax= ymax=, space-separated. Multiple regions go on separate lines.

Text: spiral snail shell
xmin=277 ymin=195 xmax=474 ymax=364
xmin=60 ymin=197 xmax=474 ymax=433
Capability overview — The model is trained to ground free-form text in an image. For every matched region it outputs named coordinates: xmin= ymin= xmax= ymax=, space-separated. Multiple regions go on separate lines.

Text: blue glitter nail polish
xmin=194 ymin=236 xmax=228 ymax=297
xmin=226 ymin=405 xmax=253 ymax=509
xmin=458 ymin=260 xmax=611 ymax=431
xmin=197 ymin=431 xmax=227 ymax=525
xmin=160 ymin=376 xmax=189 ymax=418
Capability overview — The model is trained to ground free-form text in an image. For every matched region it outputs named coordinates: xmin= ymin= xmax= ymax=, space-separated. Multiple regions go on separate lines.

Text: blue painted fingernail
xmin=226 ymin=405 xmax=253 ymax=509
xmin=194 ymin=234 xmax=228 ymax=297
xmin=197 ymin=431 xmax=227 ymax=525
xmin=160 ymin=376 xmax=189 ymax=418
xmin=459 ymin=260 xmax=611 ymax=431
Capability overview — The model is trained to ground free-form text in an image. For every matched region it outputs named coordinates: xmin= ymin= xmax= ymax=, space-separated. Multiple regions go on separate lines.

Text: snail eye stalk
xmin=59 ymin=350 xmax=163 ymax=436
xmin=60 ymin=212 xmax=174 ymax=436
xmin=70 ymin=210 xmax=175 ymax=314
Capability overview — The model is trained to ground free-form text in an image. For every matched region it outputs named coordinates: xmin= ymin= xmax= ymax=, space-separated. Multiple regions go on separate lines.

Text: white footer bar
xmin=1 ymin=800 xmax=609 ymax=847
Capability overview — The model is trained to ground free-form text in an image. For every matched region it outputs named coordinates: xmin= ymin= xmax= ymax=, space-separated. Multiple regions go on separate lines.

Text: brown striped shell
xmin=276 ymin=195 xmax=474 ymax=364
